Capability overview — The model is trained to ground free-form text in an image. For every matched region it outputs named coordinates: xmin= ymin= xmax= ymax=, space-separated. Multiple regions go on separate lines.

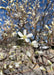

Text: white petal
xmin=26 ymin=51 xmax=31 ymax=57
xmin=23 ymin=29 xmax=27 ymax=35
xmin=38 ymin=51 xmax=43 ymax=55
xmin=18 ymin=32 xmax=23 ymax=37
xmin=32 ymin=40 xmax=37 ymax=44
xmin=14 ymin=62 xmax=19 ymax=68
xmin=25 ymin=39 xmax=30 ymax=42
xmin=14 ymin=61 xmax=22 ymax=68
xmin=0 ymin=70 xmax=3 ymax=75
xmin=20 ymin=38 xmax=24 ymax=39
xmin=48 ymin=60 xmax=52 ymax=65
xmin=32 ymin=40 xmax=38 ymax=48
xmin=27 ymin=33 xmax=33 ymax=38
xmin=34 ymin=44 xmax=38 ymax=48
xmin=45 ymin=25 xmax=49 ymax=29
xmin=40 ymin=66 xmax=46 ymax=71
xmin=12 ymin=46 xmax=17 ymax=49
xmin=42 ymin=46 xmax=49 ymax=49
xmin=9 ymin=65 xmax=13 ymax=68
xmin=18 ymin=38 xmax=23 ymax=40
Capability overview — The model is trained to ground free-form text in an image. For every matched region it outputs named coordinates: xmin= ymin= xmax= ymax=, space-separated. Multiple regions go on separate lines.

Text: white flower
xmin=9 ymin=65 xmax=13 ymax=69
xmin=0 ymin=70 xmax=3 ymax=75
xmin=14 ymin=13 xmax=18 ymax=17
xmin=45 ymin=25 xmax=49 ymax=29
xmin=32 ymin=12 xmax=35 ymax=16
xmin=48 ymin=30 xmax=52 ymax=34
xmin=43 ymin=33 xmax=47 ymax=36
xmin=26 ymin=51 xmax=31 ymax=57
xmin=3 ymin=64 xmax=7 ymax=69
xmin=48 ymin=60 xmax=52 ymax=65
xmin=14 ymin=61 xmax=22 ymax=68
xmin=12 ymin=46 xmax=17 ymax=49
xmin=31 ymin=40 xmax=38 ymax=48
xmin=27 ymin=11 xmax=31 ymax=14
xmin=50 ymin=65 xmax=53 ymax=71
xmin=45 ymin=12 xmax=48 ymax=15
xmin=15 ymin=63 xmax=19 ymax=68
xmin=18 ymin=29 xmax=33 ymax=42
xmin=12 ymin=32 xmax=17 ymax=37
xmin=40 ymin=66 xmax=46 ymax=71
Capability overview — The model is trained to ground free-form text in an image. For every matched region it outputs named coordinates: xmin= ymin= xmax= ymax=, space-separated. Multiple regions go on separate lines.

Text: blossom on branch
xmin=45 ymin=25 xmax=49 ymax=30
xmin=18 ymin=29 xmax=33 ymax=42
xmin=40 ymin=66 xmax=46 ymax=71
xmin=31 ymin=40 xmax=39 ymax=48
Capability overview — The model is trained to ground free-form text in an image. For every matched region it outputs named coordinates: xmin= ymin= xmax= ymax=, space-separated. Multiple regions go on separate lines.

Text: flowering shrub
xmin=0 ymin=0 xmax=54 ymax=46
xmin=0 ymin=0 xmax=54 ymax=74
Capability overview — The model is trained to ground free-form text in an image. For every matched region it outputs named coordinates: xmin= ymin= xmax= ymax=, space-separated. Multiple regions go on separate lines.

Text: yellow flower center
xmin=22 ymin=35 xmax=27 ymax=39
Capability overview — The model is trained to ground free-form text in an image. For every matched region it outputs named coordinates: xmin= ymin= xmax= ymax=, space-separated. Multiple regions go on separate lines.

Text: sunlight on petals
xmin=27 ymin=33 xmax=33 ymax=38
xmin=18 ymin=32 xmax=23 ymax=37
xmin=23 ymin=29 xmax=27 ymax=35
xmin=25 ymin=39 xmax=30 ymax=42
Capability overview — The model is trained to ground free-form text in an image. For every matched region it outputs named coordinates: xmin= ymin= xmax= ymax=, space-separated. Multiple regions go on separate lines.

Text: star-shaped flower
xmin=18 ymin=29 xmax=33 ymax=42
